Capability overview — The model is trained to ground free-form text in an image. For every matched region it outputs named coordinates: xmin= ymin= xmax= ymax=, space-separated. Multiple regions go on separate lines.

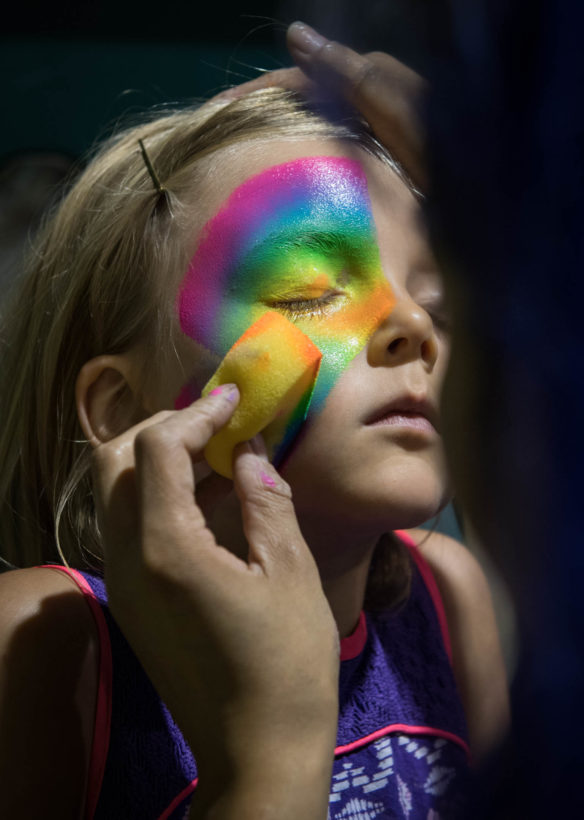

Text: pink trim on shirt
xmin=339 ymin=531 xmax=453 ymax=664
xmin=159 ymin=720 xmax=471 ymax=817
xmin=43 ymin=565 xmax=113 ymax=820
xmin=334 ymin=722 xmax=471 ymax=761
xmin=340 ymin=610 xmax=368 ymax=660
xmin=40 ymin=531 xmax=454 ymax=817
xmin=394 ymin=530 xmax=453 ymax=664
xmin=157 ymin=779 xmax=199 ymax=820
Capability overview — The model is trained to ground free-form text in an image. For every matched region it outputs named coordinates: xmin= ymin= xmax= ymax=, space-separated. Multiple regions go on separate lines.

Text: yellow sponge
xmin=202 ymin=311 xmax=322 ymax=478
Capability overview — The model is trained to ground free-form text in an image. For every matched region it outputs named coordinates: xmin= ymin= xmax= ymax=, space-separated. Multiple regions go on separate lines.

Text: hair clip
xmin=138 ymin=138 xmax=166 ymax=195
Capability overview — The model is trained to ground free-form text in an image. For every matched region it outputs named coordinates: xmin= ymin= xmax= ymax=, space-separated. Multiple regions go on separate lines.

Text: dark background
xmin=1 ymin=1 xmax=439 ymax=159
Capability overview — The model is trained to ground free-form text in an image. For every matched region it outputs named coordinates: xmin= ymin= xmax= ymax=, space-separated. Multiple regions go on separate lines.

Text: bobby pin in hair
xmin=138 ymin=138 xmax=166 ymax=195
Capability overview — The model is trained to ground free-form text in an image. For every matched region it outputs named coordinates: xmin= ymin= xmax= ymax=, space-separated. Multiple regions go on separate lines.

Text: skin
xmin=148 ymin=137 xmax=451 ymax=639
xmin=0 ymin=28 xmax=509 ymax=820
xmin=0 ymin=567 xmax=99 ymax=819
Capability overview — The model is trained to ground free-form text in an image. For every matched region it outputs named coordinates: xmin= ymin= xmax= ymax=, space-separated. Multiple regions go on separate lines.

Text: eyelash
xmin=424 ymin=308 xmax=451 ymax=333
xmin=268 ymin=291 xmax=342 ymax=319
xmin=267 ymin=292 xmax=451 ymax=331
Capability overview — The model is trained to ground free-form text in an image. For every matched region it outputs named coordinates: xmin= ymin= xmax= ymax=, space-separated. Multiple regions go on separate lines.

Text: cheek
xmin=174 ymin=302 xmax=269 ymax=409
xmin=304 ymin=280 xmax=395 ymax=412
xmin=182 ymin=300 xmax=268 ymax=361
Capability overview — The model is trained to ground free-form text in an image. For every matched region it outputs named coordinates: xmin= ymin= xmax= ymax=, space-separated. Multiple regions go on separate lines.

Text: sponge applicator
xmin=202 ymin=311 xmax=322 ymax=478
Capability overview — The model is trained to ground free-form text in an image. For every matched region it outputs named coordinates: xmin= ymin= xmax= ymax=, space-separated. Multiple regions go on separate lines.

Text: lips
xmin=364 ymin=394 xmax=439 ymax=432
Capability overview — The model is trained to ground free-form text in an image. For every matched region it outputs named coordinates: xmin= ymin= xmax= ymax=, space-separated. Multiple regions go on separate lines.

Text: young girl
xmin=0 ymin=77 xmax=509 ymax=819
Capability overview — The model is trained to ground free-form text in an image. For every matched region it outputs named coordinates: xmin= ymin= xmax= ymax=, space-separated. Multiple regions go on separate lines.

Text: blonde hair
xmin=0 ymin=87 xmax=409 ymax=571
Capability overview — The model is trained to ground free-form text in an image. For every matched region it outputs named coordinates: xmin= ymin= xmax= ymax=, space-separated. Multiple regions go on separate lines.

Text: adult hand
xmin=220 ymin=22 xmax=428 ymax=192
xmin=92 ymin=385 xmax=339 ymax=819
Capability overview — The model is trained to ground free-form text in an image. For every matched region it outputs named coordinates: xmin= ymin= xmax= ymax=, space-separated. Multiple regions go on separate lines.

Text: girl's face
xmin=172 ymin=138 xmax=450 ymax=533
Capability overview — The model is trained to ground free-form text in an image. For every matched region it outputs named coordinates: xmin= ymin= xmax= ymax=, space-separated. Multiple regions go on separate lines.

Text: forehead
xmin=186 ymin=137 xmax=417 ymax=251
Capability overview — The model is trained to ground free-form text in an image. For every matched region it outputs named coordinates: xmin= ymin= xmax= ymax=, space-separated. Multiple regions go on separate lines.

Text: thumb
xmin=232 ymin=440 xmax=316 ymax=579
xmin=286 ymin=21 xmax=372 ymax=95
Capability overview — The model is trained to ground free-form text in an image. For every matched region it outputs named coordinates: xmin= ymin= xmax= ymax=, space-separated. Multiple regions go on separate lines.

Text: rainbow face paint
xmin=177 ymin=156 xmax=395 ymax=466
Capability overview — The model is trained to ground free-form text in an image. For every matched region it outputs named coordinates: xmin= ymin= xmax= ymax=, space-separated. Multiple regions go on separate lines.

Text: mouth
xmin=364 ymin=394 xmax=439 ymax=435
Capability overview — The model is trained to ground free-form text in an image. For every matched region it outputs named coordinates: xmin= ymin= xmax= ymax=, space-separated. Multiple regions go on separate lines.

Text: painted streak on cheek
xmin=303 ymin=280 xmax=396 ymax=411
xmin=174 ymin=279 xmax=395 ymax=417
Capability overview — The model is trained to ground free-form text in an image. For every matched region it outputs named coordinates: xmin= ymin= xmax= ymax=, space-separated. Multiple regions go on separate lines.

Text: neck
xmin=295 ymin=513 xmax=379 ymax=639
xmin=207 ymin=485 xmax=380 ymax=640
xmin=319 ymin=548 xmax=376 ymax=639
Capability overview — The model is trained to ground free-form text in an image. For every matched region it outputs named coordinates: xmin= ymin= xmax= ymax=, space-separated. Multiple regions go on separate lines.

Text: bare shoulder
xmin=0 ymin=567 xmax=99 ymax=818
xmin=405 ymin=529 xmax=511 ymax=763
xmin=406 ymin=528 xmax=491 ymax=602
xmin=0 ymin=566 xmax=98 ymax=669
xmin=0 ymin=563 xmax=87 ymax=616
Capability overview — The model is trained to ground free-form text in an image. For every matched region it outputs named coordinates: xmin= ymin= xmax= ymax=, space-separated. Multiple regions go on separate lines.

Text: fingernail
xmin=260 ymin=469 xmax=277 ymax=488
xmin=209 ymin=383 xmax=239 ymax=402
xmin=249 ymin=433 xmax=269 ymax=460
xmin=287 ymin=21 xmax=327 ymax=56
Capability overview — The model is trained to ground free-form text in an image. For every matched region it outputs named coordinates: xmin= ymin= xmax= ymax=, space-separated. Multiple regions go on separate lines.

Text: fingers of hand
xmin=93 ymin=386 xmax=239 ymax=561
xmin=232 ymin=441 xmax=316 ymax=579
xmin=287 ymin=26 xmax=362 ymax=90
xmin=287 ymin=21 xmax=423 ymax=97
xmin=92 ymin=409 xmax=175 ymax=555
xmin=134 ymin=386 xmax=240 ymax=539
xmin=92 ymin=409 xmax=173 ymax=500
xmin=286 ymin=23 xmax=428 ymax=191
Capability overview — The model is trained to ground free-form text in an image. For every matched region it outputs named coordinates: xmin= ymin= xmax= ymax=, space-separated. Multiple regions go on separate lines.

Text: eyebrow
xmin=243 ymin=229 xmax=368 ymax=267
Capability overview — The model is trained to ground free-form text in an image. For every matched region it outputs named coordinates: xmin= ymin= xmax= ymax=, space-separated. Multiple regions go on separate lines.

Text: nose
xmin=367 ymin=297 xmax=438 ymax=371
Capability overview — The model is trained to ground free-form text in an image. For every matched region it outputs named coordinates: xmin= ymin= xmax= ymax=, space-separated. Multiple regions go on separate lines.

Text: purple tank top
xmin=57 ymin=533 xmax=470 ymax=819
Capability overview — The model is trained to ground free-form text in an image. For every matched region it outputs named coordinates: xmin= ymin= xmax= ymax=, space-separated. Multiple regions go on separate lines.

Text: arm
xmin=0 ymin=567 xmax=98 ymax=819
xmin=92 ymin=388 xmax=339 ymax=819
xmin=187 ymin=733 xmax=337 ymax=820
xmin=407 ymin=528 xmax=511 ymax=764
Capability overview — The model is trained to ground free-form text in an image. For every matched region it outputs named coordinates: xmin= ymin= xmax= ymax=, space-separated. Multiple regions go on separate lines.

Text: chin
xmin=281 ymin=424 xmax=451 ymax=527
xmin=354 ymin=488 xmax=449 ymax=533
xmin=381 ymin=460 xmax=450 ymax=521
xmin=288 ymin=462 xmax=450 ymax=537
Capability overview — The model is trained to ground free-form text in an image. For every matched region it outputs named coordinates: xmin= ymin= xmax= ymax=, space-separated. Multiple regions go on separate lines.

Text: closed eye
xmin=420 ymin=305 xmax=451 ymax=333
xmin=266 ymin=290 xmax=344 ymax=320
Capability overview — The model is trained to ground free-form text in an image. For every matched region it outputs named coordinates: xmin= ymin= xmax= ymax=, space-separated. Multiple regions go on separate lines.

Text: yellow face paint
xmin=202 ymin=311 xmax=321 ymax=478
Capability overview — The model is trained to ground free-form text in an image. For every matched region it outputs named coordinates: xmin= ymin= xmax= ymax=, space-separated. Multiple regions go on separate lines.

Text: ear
xmin=76 ymin=355 xmax=146 ymax=447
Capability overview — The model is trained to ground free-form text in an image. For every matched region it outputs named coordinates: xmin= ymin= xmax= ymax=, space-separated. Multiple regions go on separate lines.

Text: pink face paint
xmin=260 ymin=470 xmax=277 ymax=488
xmin=177 ymin=156 xmax=394 ymax=466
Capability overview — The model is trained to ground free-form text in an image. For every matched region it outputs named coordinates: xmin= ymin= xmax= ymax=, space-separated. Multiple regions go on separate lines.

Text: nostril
xmin=422 ymin=337 xmax=439 ymax=368
xmin=388 ymin=337 xmax=405 ymax=354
